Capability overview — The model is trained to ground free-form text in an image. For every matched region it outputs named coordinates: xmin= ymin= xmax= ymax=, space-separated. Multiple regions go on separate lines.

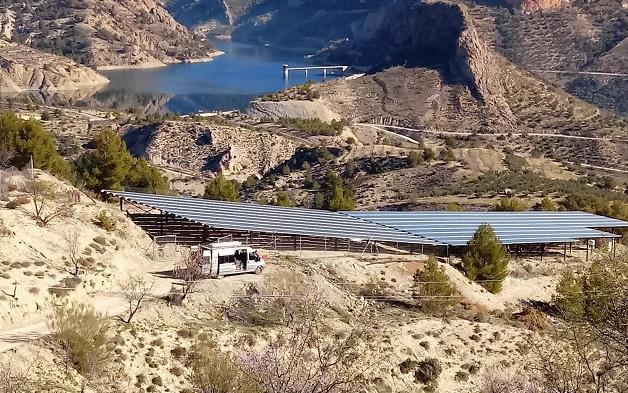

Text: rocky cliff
xmin=314 ymin=1 xmax=626 ymax=137
xmin=0 ymin=40 xmax=109 ymax=93
xmin=3 ymin=0 xmax=217 ymax=68
xmin=122 ymin=121 xmax=299 ymax=180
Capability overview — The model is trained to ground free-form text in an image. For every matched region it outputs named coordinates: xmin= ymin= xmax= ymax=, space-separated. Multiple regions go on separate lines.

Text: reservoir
xmin=89 ymin=40 xmax=342 ymax=114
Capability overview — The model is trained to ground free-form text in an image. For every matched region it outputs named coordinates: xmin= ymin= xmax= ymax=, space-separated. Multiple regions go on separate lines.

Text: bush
xmin=414 ymin=358 xmax=442 ymax=389
xmin=407 ymin=151 xmax=424 ymax=167
xmin=204 ymin=173 xmax=240 ymax=202
xmin=515 ymin=307 xmax=548 ymax=331
xmin=273 ymin=191 xmax=294 ymax=207
xmin=492 ymin=197 xmax=527 ymax=212
xmin=552 ymin=271 xmax=584 ymax=319
xmin=171 ymin=346 xmax=187 ymax=358
xmin=535 ymin=197 xmax=557 ymax=211
xmin=5 ymin=199 xmax=20 ymax=209
xmin=188 ymin=341 xmax=260 ymax=393
xmin=94 ymin=210 xmax=116 ymax=232
xmin=0 ymin=112 xmax=70 ymax=178
xmin=328 ymin=185 xmax=355 ymax=211
xmin=399 ymin=359 xmax=418 ymax=374
xmin=462 ymin=224 xmax=510 ymax=293
xmin=278 ymin=118 xmax=348 ymax=136
xmin=412 ymin=256 xmax=458 ymax=313
xmin=48 ymin=301 xmax=113 ymax=377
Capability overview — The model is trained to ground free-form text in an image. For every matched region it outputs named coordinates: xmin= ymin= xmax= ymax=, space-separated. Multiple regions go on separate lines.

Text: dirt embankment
xmin=246 ymin=99 xmax=342 ymax=122
xmin=0 ymin=40 xmax=109 ymax=93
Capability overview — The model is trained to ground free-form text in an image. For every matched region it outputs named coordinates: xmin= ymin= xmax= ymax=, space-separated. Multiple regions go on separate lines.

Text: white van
xmin=199 ymin=241 xmax=266 ymax=277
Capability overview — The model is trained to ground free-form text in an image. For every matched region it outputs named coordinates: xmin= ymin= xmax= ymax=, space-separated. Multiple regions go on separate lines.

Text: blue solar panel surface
xmin=107 ymin=191 xmax=627 ymax=247
xmin=345 ymin=211 xmax=626 ymax=246
xmin=108 ymin=191 xmax=439 ymax=245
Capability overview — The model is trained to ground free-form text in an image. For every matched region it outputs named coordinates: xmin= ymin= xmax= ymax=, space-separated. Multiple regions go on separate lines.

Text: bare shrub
xmin=0 ymin=143 xmax=13 ymax=170
xmin=225 ymin=272 xmax=317 ymax=327
xmin=24 ymin=180 xmax=72 ymax=226
xmin=94 ymin=210 xmax=116 ymax=232
xmin=61 ymin=228 xmax=83 ymax=276
xmin=514 ymin=307 xmax=548 ymax=331
xmin=48 ymin=301 xmax=114 ymax=389
xmin=480 ymin=369 xmax=539 ymax=393
xmin=118 ymin=273 xmax=154 ymax=323
xmin=241 ymin=300 xmax=376 ymax=393
xmin=170 ymin=247 xmax=203 ymax=304
xmin=0 ymin=354 xmax=39 ymax=393
xmin=188 ymin=341 xmax=261 ymax=393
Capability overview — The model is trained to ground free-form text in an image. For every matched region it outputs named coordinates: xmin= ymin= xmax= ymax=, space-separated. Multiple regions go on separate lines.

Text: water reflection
xmin=0 ymin=41 xmax=344 ymax=114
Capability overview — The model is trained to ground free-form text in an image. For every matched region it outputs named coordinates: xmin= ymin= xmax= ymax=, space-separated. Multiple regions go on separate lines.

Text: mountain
xmin=0 ymin=39 xmax=108 ymax=93
xmin=163 ymin=0 xmax=627 ymax=117
xmin=0 ymin=0 xmax=218 ymax=69
xmin=464 ymin=0 xmax=628 ymax=116
xmin=254 ymin=1 xmax=626 ymax=135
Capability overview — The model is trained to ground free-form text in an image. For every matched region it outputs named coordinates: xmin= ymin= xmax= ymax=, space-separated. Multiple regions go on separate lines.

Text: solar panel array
xmin=107 ymin=191 xmax=628 ymax=247
xmin=108 ymin=191 xmax=439 ymax=245
xmin=346 ymin=211 xmax=627 ymax=246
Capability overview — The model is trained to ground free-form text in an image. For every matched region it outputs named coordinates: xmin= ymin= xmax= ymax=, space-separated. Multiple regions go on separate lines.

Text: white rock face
xmin=246 ymin=99 xmax=342 ymax=122
xmin=0 ymin=9 xmax=14 ymax=40
xmin=0 ymin=40 xmax=109 ymax=93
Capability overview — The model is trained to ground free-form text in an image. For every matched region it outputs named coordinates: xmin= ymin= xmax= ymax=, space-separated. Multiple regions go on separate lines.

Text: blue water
xmin=92 ymin=40 xmax=340 ymax=114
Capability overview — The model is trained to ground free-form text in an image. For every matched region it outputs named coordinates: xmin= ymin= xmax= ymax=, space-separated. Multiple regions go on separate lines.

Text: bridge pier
xmin=282 ymin=64 xmax=349 ymax=81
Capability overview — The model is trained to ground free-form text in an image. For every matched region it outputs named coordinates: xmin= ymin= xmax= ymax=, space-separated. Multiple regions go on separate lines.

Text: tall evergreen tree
xmin=462 ymin=224 xmax=510 ymax=293
xmin=0 ymin=112 xmax=70 ymax=177
xmin=328 ymin=185 xmax=355 ymax=211
xmin=204 ymin=173 xmax=240 ymax=202
xmin=273 ymin=191 xmax=294 ymax=207
xmin=74 ymin=130 xmax=132 ymax=191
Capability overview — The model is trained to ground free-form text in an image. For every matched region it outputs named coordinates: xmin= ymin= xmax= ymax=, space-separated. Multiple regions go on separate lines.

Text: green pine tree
xmin=0 ymin=112 xmax=70 ymax=177
xmin=273 ymin=191 xmax=294 ymax=207
xmin=462 ymin=224 xmax=510 ymax=293
xmin=313 ymin=192 xmax=325 ymax=209
xmin=412 ymin=256 xmax=458 ymax=314
xmin=204 ymin=173 xmax=240 ymax=202
xmin=74 ymin=130 xmax=132 ymax=191
xmin=328 ymin=186 xmax=355 ymax=211
xmin=126 ymin=158 xmax=169 ymax=193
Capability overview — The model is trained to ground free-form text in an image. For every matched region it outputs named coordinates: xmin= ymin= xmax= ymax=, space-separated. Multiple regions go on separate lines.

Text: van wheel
xmin=254 ymin=266 xmax=263 ymax=275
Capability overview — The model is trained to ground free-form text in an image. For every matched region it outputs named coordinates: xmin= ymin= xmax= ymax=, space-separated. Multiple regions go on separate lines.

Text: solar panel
xmin=105 ymin=191 xmax=627 ymax=248
xmin=346 ymin=211 xmax=626 ymax=246
xmin=106 ymin=191 xmax=440 ymax=245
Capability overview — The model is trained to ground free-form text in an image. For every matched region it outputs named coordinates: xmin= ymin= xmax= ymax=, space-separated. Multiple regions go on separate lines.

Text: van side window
xmin=218 ymin=255 xmax=235 ymax=264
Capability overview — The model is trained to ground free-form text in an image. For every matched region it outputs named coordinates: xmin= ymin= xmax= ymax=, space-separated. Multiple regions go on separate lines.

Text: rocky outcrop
xmin=4 ymin=0 xmax=217 ymax=68
xmin=506 ymin=0 xmax=567 ymax=12
xmin=246 ymin=100 xmax=342 ymax=121
xmin=0 ymin=40 xmax=109 ymax=93
xmin=123 ymin=121 xmax=298 ymax=180
xmin=327 ymin=1 xmax=516 ymax=124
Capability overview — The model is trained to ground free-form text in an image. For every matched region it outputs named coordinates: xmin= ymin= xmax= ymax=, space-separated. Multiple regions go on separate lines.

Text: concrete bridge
xmin=283 ymin=64 xmax=349 ymax=79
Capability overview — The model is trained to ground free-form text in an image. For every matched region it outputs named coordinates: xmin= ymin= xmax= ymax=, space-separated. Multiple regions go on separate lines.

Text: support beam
xmin=119 ymin=197 xmax=125 ymax=211
xmin=563 ymin=242 xmax=567 ymax=262
xmin=586 ymin=239 xmax=589 ymax=263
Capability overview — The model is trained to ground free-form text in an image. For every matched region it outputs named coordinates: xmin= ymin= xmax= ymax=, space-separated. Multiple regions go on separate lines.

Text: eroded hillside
xmin=122 ymin=121 xmax=300 ymax=181
xmin=0 ymin=40 xmax=109 ymax=93
xmin=2 ymin=0 xmax=217 ymax=68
